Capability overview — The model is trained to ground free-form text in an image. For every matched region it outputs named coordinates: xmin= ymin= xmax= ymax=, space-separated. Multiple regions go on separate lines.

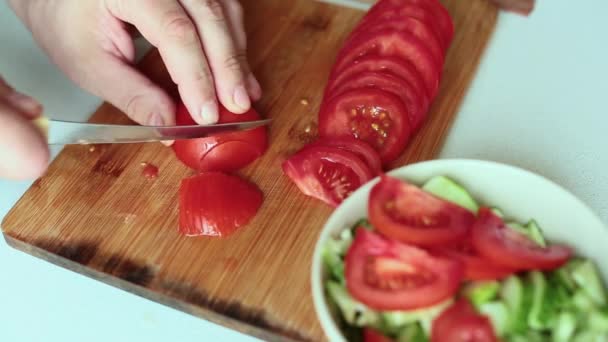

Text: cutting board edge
xmin=2 ymin=233 xmax=297 ymax=342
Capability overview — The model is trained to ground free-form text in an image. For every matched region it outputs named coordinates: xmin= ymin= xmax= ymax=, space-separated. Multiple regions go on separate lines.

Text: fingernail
xmin=160 ymin=140 xmax=174 ymax=147
xmin=7 ymin=91 xmax=42 ymax=114
xmin=148 ymin=113 xmax=165 ymax=126
xmin=233 ymin=85 xmax=251 ymax=111
xmin=247 ymin=74 xmax=262 ymax=101
xmin=200 ymin=101 xmax=219 ymax=124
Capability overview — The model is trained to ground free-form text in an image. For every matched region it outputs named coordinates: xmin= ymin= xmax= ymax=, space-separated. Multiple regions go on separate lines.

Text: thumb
xmin=93 ymin=56 xmax=176 ymax=126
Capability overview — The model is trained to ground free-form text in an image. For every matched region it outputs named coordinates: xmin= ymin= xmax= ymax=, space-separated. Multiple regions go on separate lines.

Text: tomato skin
xmin=172 ymin=102 xmax=268 ymax=172
xmin=178 ymin=172 xmax=263 ymax=237
xmin=432 ymin=299 xmax=498 ymax=342
xmin=345 ymin=229 xmax=464 ymax=311
xmin=368 ymin=176 xmax=475 ymax=246
xmin=471 ymin=208 xmax=573 ymax=271
xmin=282 ymin=146 xmax=374 ymax=207
xmin=364 ymin=328 xmax=394 ymax=342
xmin=306 ymin=137 xmax=383 ymax=175
xmin=434 ymin=244 xmax=517 ymax=281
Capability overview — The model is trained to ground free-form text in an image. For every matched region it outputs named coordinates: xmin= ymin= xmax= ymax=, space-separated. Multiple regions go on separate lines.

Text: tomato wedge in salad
xmin=471 ymin=207 xmax=573 ymax=271
xmin=282 ymin=145 xmax=374 ymax=207
xmin=369 ymin=176 xmax=475 ymax=246
xmin=172 ymin=101 xmax=268 ymax=172
xmin=435 ymin=242 xmax=517 ymax=281
xmin=179 ymin=172 xmax=263 ymax=237
xmin=345 ymin=229 xmax=464 ymax=311
xmin=431 ymin=299 xmax=498 ymax=342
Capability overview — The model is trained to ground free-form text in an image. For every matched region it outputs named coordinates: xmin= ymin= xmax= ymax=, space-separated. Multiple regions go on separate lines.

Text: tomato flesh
xmin=319 ymin=88 xmax=412 ymax=165
xmin=172 ymin=102 xmax=268 ymax=172
xmin=178 ymin=172 xmax=263 ymax=237
xmin=306 ymin=137 xmax=383 ymax=175
xmin=435 ymin=242 xmax=517 ymax=281
xmin=345 ymin=229 xmax=463 ymax=310
xmin=432 ymin=299 xmax=498 ymax=342
xmin=282 ymin=146 xmax=374 ymax=207
xmin=364 ymin=328 xmax=393 ymax=342
xmin=471 ymin=208 xmax=573 ymax=271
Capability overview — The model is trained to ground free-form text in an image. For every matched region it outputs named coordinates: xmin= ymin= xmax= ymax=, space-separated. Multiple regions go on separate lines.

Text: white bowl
xmin=311 ymin=159 xmax=608 ymax=342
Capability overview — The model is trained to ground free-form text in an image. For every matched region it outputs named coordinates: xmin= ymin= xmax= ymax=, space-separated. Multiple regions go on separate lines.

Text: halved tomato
xmin=306 ymin=137 xmax=383 ymax=175
xmin=172 ymin=101 xmax=268 ymax=172
xmin=318 ymin=88 xmax=412 ymax=165
xmin=431 ymin=299 xmax=498 ymax=342
xmin=471 ymin=208 xmax=572 ymax=271
xmin=368 ymin=176 xmax=475 ymax=246
xmin=345 ymin=229 xmax=464 ymax=310
xmin=327 ymin=71 xmax=425 ymax=131
xmin=178 ymin=172 xmax=263 ymax=237
xmin=326 ymin=55 xmax=428 ymax=107
xmin=434 ymin=242 xmax=517 ymax=281
xmin=333 ymin=29 xmax=440 ymax=98
xmin=282 ymin=145 xmax=374 ymax=207
xmin=364 ymin=328 xmax=393 ymax=342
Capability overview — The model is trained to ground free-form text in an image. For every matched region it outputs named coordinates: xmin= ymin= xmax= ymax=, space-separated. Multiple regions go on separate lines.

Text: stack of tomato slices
xmin=344 ymin=176 xmax=573 ymax=341
xmin=173 ymin=102 xmax=268 ymax=237
xmin=283 ymin=0 xmax=455 ymax=207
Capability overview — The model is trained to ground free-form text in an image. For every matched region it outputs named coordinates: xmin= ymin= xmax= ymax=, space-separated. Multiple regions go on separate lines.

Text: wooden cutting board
xmin=2 ymin=0 xmax=497 ymax=341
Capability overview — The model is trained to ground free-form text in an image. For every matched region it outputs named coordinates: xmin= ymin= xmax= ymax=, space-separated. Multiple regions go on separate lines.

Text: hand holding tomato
xmin=8 ymin=0 xmax=262 ymax=127
xmin=0 ymin=76 xmax=49 ymax=179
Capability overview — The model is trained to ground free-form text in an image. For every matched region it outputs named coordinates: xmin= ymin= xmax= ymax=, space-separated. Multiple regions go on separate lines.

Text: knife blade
xmin=36 ymin=117 xmax=272 ymax=145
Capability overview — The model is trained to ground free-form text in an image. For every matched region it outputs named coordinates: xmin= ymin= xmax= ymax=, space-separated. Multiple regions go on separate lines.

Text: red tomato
xmin=326 ymin=55 xmax=428 ymax=108
xmin=333 ymin=29 xmax=440 ymax=98
xmin=306 ymin=137 xmax=383 ymax=175
xmin=368 ymin=176 xmax=475 ymax=246
xmin=318 ymin=88 xmax=412 ymax=165
xmin=345 ymin=229 xmax=464 ymax=310
xmin=434 ymin=242 xmax=517 ymax=281
xmin=364 ymin=328 xmax=394 ymax=342
xmin=172 ymin=102 xmax=268 ymax=172
xmin=432 ymin=299 xmax=498 ymax=342
xmin=471 ymin=208 xmax=572 ymax=271
xmin=328 ymin=71 xmax=424 ymax=131
xmin=282 ymin=145 xmax=374 ymax=207
xmin=178 ymin=172 xmax=263 ymax=237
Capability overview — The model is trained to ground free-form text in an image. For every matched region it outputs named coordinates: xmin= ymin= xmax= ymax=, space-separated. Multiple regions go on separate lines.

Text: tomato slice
xmin=345 ymin=229 xmax=464 ymax=311
xmin=319 ymin=88 xmax=412 ymax=165
xmin=326 ymin=55 xmax=428 ymax=108
xmin=282 ymin=145 xmax=374 ymax=207
xmin=364 ymin=328 xmax=393 ymax=342
xmin=327 ymin=71 xmax=425 ymax=131
xmin=471 ymin=208 xmax=573 ymax=271
xmin=333 ymin=29 xmax=440 ymax=98
xmin=432 ymin=299 xmax=498 ymax=342
xmin=306 ymin=137 xmax=383 ymax=175
xmin=368 ymin=176 xmax=475 ymax=246
xmin=172 ymin=102 xmax=268 ymax=172
xmin=434 ymin=241 xmax=517 ymax=281
xmin=178 ymin=172 xmax=263 ymax=237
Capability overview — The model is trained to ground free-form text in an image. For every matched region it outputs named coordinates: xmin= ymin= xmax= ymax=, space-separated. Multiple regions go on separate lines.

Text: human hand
xmin=0 ymin=77 xmax=49 ymax=180
xmin=8 ymin=0 xmax=261 ymax=127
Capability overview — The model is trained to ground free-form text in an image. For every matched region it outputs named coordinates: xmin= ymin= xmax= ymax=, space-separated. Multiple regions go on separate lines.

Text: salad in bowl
xmin=311 ymin=160 xmax=608 ymax=342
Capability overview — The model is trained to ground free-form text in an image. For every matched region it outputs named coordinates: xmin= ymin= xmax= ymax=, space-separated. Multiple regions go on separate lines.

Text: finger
xmin=180 ymin=0 xmax=251 ymax=113
xmin=107 ymin=0 xmax=219 ymax=124
xmin=93 ymin=55 xmax=176 ymax=127
xmin=0 ymin=77 xmax=42 ymax=118
xmin=222 ymin=0 xmax=262 ymax=101
xmin=0 ymin=100 xmax=49 ymax=180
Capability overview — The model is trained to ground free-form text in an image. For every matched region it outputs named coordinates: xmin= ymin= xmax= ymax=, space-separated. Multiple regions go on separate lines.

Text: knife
xmin=32 ymin=117 xmax=272 ymax=145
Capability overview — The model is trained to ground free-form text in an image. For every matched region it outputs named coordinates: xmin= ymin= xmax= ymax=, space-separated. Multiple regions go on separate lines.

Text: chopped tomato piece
xmin=282 ymin=145 xmax=374 ymax=207
xmin=345 ymin=229 xmax=464 ymax=310
xmin=434 ymin=241 xmax=517 ymax=281
xmin=178 ymin=172 xmax=263 ymax=237
xmin=172 ymin=102 xmax=268 ymax=172
xmin=307 ymin=137 xmax=383 ymax=175
xmin=432 ymin=299 xmax=498 ymax=342
xmin=471 ymin=208 xmax=572 ymax=271
xmin=369 ymin=176 xmax=475 ymax=246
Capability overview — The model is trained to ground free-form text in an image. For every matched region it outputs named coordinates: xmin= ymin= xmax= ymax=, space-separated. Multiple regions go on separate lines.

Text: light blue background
xmin=1 ymin=1 xmax=607 ymax=341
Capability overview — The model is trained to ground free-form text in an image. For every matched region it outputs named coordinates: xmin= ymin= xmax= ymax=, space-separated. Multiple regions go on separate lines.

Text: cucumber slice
xmin=382 ymin=298 xmax=453 ymax=332
xmin=463 ymin=281 xmax=500 ymax=308
xmin=554 ymin=266 xmax=577 ymax=292
xmin=509 ymin=331 xmax=550 ymax=342
xmin=571 ymin=260 xmax=607 ymax=307
xmin=572 ymin=331 xmax=608 ymax=342
xmin=421 ymin=175 xmax=479 ymax=212
xmin=396 ymin=323 xmax=426 ymax=342
xmin=589 ymin=308 xmax=608 ymax=333
xmin=478 ymin=301 xmax=509 ymax=337
xmin=352 ymin=218 xmax=373 ymax=232
xmin=326 ymin=281 xmax=379 ymax=327
xmin=490 ymin=207 xmax=505 ymax=218
xmin=500 ymin=275 xmax=532 ymax=334
xmin=321 ymin=232 xmax=353 ymax=284
xmin=525 ymin=220 xmax=547 ymax=248
xmin=547 ymin=273 xmax=574 ymax=310
xmin=573 ymin=290 xmax=598 ymax=312
xmin=528 ymin=271 xmax=556 ymax=330
xmin=552 ymin=311 xmax=577 ymax=342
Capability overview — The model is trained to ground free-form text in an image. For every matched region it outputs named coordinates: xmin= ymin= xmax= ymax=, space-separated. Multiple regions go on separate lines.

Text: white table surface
xmin=1 ymin=1 xmax=607 ymax=341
